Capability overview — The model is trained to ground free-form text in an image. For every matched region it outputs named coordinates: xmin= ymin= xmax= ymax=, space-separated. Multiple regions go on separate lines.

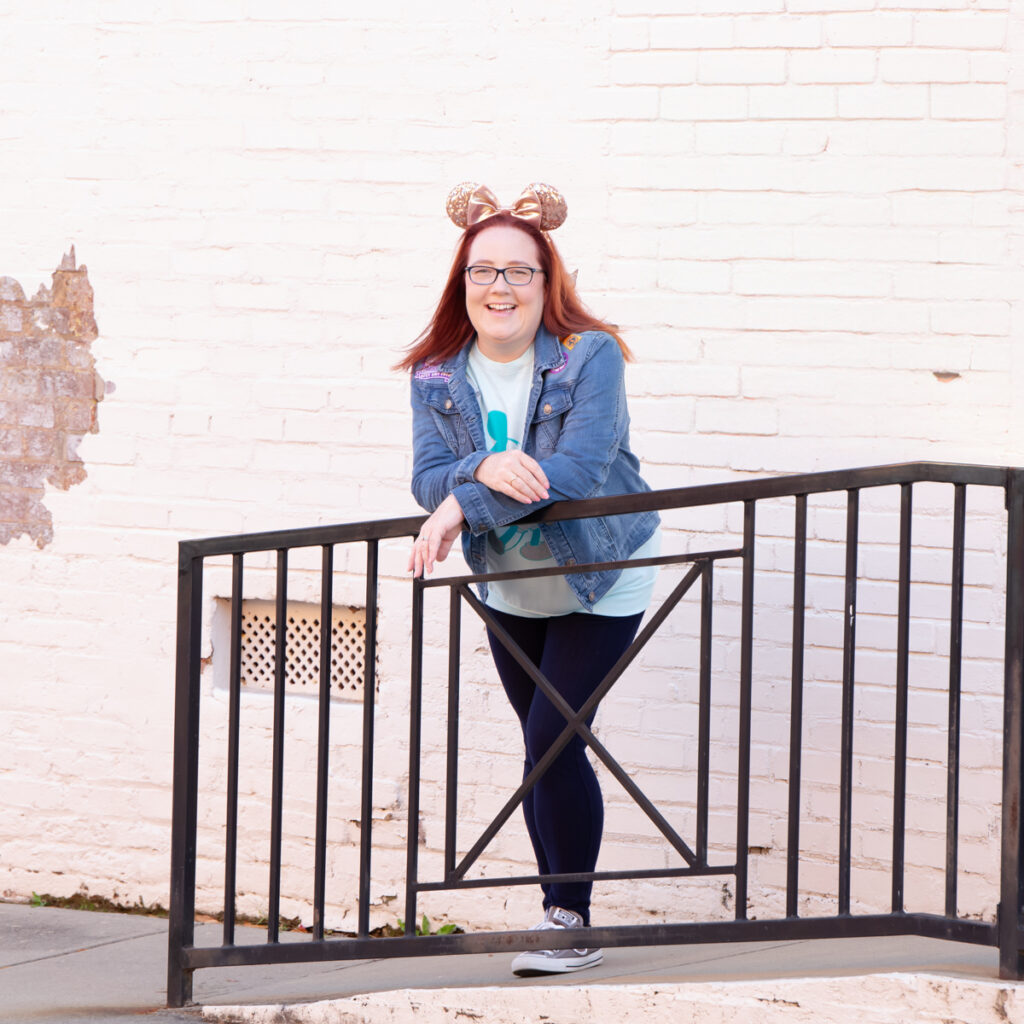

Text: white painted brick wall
xmin=1 ymin=0 xmax=1022 ymax=941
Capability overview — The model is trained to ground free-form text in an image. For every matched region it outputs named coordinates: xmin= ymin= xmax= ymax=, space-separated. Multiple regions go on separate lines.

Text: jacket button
xmin=444 ymin=398 xmax=453 ymax=410
xmin=542 ymin=402 xmax=552 ymax=415
xmin=566 ymin=558 xmax=576 ymax=566
xmin=588 ymin=591 xmax=596 ymax=602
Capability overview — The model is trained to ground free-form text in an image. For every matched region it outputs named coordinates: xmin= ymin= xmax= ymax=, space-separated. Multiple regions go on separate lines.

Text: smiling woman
xmin=394 ymin=182 xmax=660 ymax=978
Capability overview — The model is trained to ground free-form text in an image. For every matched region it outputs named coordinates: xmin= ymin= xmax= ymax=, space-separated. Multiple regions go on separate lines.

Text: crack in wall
xmin=0 ymin=248 xmax=105 ymax=548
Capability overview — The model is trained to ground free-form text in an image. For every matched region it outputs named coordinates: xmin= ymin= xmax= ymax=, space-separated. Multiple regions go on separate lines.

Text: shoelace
xmin=529 ymin=917 xmax=589 ymax=956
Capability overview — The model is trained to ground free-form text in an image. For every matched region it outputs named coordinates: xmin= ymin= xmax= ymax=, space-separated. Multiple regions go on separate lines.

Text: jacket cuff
xmin=452 ymin=481 xmax=493 ymax=534
xmin=453 ymin=451 xmax=489 ymax=486
xmin=452 ymin=481 xmax=525 ymax=535
xmin=453 ymin=480 xmax=553 ymax=536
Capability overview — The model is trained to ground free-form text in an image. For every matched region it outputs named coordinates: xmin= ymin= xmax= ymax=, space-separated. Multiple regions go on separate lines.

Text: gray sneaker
xmin=511 ymin=906 xmax=603 ymax=977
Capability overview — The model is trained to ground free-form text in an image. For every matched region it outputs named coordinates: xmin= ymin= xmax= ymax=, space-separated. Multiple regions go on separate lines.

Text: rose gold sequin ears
xmin=445 ymin=182 xmax=568 ymax=232
xmin=445 ymin=182 xmax=480 ymax=229
xmin=527 ymin=183 xmax=568 ymax=232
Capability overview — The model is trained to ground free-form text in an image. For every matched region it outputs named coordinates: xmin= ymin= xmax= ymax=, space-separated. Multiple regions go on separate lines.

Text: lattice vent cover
xmin=238 ymin=600 xmax=372 ymax=700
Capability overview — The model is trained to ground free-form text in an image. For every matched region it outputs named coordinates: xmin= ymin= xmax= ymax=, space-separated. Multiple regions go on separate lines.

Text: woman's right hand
xmin=474 ymin=451 xmax=550 ymax=504
xmin=409 ymin=492 xmax=466 ymax=578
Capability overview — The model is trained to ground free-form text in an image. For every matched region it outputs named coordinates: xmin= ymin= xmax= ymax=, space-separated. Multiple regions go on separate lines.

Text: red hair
xmin=394 ymin=213 xmax=631 ymax=371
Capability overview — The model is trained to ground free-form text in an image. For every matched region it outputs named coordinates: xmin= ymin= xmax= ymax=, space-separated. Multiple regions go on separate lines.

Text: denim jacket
xmin=410 ymin=325 xmax=660 ymax=611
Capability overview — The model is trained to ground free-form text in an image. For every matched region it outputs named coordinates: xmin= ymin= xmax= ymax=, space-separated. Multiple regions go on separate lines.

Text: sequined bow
xmin=446 ymin=182 xmax=567 ymax=232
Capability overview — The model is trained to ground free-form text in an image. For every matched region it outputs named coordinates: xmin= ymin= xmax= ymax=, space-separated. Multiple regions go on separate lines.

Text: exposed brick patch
xmin=0 ymin=248 xmax=104 ymax=547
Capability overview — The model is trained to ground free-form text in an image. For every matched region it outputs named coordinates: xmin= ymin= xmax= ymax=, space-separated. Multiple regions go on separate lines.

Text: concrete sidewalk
xmin=0 ymin=900 xmax=1016 ymax=1024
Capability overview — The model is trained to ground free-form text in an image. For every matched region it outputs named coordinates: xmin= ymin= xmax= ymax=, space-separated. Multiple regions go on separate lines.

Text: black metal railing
xmin=167 ymin=462 xmax=1024 ymax=1007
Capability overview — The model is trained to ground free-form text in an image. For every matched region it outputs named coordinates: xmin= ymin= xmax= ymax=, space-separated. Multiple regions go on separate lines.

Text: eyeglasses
xmin=465 ymin=265 xmax=544 ymax=287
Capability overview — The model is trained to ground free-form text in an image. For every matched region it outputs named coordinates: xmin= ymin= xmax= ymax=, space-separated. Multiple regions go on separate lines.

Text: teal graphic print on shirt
xmin=486 ymin=410 xmax=518 ymax=453
xmin=479 ymin=378 xmax=550 ymax=559
xmin=489 ymin=524 xmax=551 ymax=560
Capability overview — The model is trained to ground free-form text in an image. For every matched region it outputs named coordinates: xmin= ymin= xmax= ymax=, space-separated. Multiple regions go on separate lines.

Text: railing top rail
xmin=179 ymin=461 xmax=1013 ymax=560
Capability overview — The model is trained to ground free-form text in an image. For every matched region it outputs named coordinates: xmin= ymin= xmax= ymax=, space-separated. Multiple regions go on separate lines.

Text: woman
xmin=400 ymin=182 xmax=660 ymax=977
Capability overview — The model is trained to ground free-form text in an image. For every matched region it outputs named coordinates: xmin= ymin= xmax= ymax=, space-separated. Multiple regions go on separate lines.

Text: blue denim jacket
xmin=410 ymin=325 xmax=659 ymax=611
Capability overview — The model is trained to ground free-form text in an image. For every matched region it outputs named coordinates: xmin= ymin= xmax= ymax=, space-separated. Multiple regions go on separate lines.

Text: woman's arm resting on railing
xmin=409 ymin=387 xmax=490 ymax=513
xmin=454 ymin=335 xmax=627 ymax=535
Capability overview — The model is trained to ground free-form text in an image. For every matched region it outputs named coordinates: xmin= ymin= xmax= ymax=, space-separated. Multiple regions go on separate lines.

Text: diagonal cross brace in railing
xmin=434 ymin=554 xmax=727 ymax=883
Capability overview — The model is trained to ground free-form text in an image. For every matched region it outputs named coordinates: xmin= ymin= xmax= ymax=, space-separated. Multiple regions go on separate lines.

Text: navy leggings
xmin=486 ymin=608 xmax=644 ymax=925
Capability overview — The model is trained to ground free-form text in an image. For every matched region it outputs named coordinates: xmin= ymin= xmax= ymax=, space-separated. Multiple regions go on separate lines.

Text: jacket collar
xmin=449 ymin=325 xmax=563 ymax=375
xmin=532 ymin=325 xmax=564 ymax=372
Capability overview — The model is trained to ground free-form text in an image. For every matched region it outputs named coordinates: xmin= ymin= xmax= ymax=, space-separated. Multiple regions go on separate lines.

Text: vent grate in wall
xmin=238 ymin=599 xmax=373 ymax=700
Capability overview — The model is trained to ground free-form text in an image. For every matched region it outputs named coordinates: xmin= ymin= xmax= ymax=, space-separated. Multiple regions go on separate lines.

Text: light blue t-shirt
xmin=466 ymin=341 xmax=659 ymax=618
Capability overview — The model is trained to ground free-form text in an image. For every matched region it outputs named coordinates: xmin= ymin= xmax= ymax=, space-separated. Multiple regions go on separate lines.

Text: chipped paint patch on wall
xmin=0 ymin=249 xmax=104 ymax=547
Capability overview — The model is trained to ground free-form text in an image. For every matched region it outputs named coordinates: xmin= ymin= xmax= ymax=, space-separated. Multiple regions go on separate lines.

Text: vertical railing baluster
xmin=696 ymin=561 xmax=714 ymax=866
xmin=358 ymin=540 xmax=379 ymax=939
xmin=267 ymin=549 xmax=288 ymax=944
xmin=405 ymin=575 xmax=425 ymax=936
xmin=1000 ymin=469 xmax=1024 ymax=979
xmin=445 ymin=586 xmax=463 ymax=878
xmin=786 ymin=494 xmax=807 ymax=918
xmin=313 ymin=544 xmax=334 ymax=941
xmin=735 ymin=500 xmax=755 ymax=919
xmin=892 ymin=483 xmax=912 ymax=914
xmin=166 ymin=546 xmax=204 ymax=1008
xmin=223 ymin=553 xmax=244 ymax=946
xmin=946 ymin=485 xmax=966 ymax=918
xmin=838 ymin=489 xmax=859 ymax=915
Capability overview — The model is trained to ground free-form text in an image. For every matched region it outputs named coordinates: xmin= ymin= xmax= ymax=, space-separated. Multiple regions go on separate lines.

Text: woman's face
xmin=464 ymin=224 xmax=545 ymax=363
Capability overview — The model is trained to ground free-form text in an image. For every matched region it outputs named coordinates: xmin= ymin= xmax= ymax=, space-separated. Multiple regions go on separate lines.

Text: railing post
xmin=696 ymin=561 xmax=713 ymax=866
xmin=167 ymin=545 xmax=203 ymax=1007
xmin=444 ymin=586 xmax=462 ymax=878
xmin=838 ymin=489 xmax=859 ymax=915
xmin=405 ymin=576 xmax=425 ymax=935
xmin=736 ymin=500 xmax=755 ymax=919
xmin=891 ymin=482 xmax=912 ymax=914
xmin=267 ymin=550 xmax=289 ymax=944
xmin=786 ymin=494 xmax=807 ymax=918
xmin=313 ymin=544 xmax=334 ymax=941
xmin=945 ymin=484 xmax=966 ymax=918
xmin=357 ymin=540 xmax=379 ymax=938
xmin=1000 ymin=469 xmax=1024 ymax=978
xmin=223 ymin=552 xmax=244 ymax=946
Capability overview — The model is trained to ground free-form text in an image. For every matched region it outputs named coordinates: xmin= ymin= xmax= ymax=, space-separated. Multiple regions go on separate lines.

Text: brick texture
xmin=0 ymin=250 xmax=104 ymax=547
xmin=0 ymin=0 xmax=1022 ymax=938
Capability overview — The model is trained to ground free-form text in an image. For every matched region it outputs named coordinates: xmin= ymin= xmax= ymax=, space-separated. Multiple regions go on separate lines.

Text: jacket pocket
xmin=532 ymin=388 xmax=573 ymax=455
xmin=423 ymin=391 xmax=472 ymax=456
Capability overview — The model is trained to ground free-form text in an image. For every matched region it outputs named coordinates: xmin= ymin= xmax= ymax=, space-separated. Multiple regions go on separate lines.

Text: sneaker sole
xmin=512 ymin=950 xmax=603 ymax=977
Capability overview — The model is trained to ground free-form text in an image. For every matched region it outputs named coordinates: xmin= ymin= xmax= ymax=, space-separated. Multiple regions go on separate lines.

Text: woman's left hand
xmin=409 ymin=493 xmax=466 ymax=578
xmin=474 ymin=450 xmax=549 ymax=503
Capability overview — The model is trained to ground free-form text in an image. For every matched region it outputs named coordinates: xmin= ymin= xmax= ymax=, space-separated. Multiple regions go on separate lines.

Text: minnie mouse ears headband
xmin=446 ymin=182 xmax=568 ymax=232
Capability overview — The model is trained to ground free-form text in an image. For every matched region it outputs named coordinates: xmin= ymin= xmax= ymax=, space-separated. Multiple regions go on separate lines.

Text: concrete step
xmin=2 ymin=901 xmax=1017 ymax=1024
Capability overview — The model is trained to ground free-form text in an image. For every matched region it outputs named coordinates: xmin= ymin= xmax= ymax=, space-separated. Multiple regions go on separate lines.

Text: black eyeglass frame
xmin=464 ymin=265 xmax=545 ymax=287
